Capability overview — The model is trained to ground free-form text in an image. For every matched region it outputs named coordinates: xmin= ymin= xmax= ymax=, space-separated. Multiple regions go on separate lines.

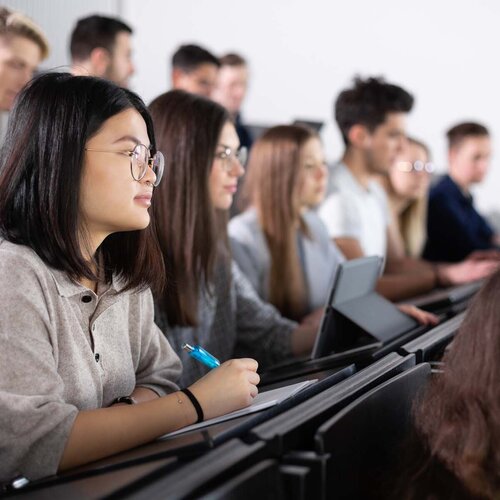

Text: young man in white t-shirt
xmin=319 ymin=77 xmax=497 ymax=301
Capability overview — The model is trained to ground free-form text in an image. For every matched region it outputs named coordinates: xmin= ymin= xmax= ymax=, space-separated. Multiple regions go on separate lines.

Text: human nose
xmin=316 ymin=162 xmax=327 ymax=180
xmin=232 ymin=157 xmax=245 ymax=177
xmin=142 ymin=162 xmax=157 ymax=186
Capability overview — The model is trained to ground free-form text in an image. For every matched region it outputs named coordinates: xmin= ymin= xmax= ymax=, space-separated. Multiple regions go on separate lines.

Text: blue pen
xmin=182 ymin=343 xmax=220 ymax=369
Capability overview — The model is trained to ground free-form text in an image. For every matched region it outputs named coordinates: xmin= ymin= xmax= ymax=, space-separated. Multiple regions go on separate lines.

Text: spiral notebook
xmin=162 ymin=379 xmax=317 ymax=439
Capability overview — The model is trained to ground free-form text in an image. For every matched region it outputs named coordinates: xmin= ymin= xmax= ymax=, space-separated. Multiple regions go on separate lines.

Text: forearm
xmin=290 ymin=323 xmax=316 ymax=356
xmin=59 ymin=391 xmax=196 ymax=471
xmin=376 ymin=270 xmax=436 ymax=301
xmin=384 ymin=256 xmax=432 ymax=275
xmin=131 ymin=386 xmax=161 ymax=403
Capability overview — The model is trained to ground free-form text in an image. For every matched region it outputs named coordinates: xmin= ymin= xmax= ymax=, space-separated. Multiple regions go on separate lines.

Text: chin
xmin=216 ymin=195 xmax=233 ymax=211
xmin=129 ymin=215 xmax=151 ymax=231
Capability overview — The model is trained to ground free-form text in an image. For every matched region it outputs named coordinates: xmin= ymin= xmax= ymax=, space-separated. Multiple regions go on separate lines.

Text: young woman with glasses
xmin=0 ymin=73 xmax=259 ymax=482
xmin=149 ymin=90 xmax=320 ymax=388
xmin=377 ymin=136 xmax=499 ymax=287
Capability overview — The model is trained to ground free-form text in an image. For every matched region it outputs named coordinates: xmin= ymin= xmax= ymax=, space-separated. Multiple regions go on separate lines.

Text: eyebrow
xmin=113 ymin=135 xmax=151 ymax=149
xmin=217 ymin=143 xmax=241 ymax=150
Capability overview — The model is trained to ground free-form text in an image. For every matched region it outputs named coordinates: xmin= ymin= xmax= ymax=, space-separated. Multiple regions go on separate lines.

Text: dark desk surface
xmin=5 ymin=456 xmax=177 ymax=499
xmin=6 ymin=365 xmax=353 ymax=498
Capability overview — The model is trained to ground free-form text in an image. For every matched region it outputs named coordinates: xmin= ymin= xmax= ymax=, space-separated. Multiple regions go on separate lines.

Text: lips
xmin=224 ymin=185 xmax=238 ymax=193
xmin=135 ymin=193 xmax=152 ymax=201
xmin=134 ymin=192 xmax=153 ymax=206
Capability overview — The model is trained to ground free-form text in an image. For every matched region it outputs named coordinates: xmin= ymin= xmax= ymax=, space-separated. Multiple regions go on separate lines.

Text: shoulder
xmin=319 ymin=187 xmax=356 ymax=219
xmin=327 ymin=162 xmax=352 ymax=192
xmin=303 ymin=210 xmax=346 ymax=260
xmin=0 ymin=240 xmax=54 ymax=286
xmin=303 ymin=210 xmax=330 ymax=240
xmin=228 ymin=209 xmax=261 ymax=242
xmin=368 ymin=180 xmax=390 ymax=210
xmin=429 ymin=175 xmax=455 ymax=199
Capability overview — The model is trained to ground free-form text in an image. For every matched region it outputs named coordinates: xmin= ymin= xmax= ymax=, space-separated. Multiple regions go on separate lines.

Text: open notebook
xmin=162 ymin=379 xmax=317 ymax=439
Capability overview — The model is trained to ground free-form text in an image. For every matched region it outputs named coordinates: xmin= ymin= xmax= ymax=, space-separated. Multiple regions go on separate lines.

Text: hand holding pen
xmin=186 ymin=357 xmax=261 ymax=420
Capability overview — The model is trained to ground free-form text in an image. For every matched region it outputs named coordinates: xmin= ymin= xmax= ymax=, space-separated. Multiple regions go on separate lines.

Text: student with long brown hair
xmin=229 ymin=125 xmax=344 ymax=320
xmin=0 ymin=74 xmax=259 ymax=482
xmin=149 ymin=91 xmax=318 ymax=388
xmin=400 ymin=270 xmax=500 ymax=499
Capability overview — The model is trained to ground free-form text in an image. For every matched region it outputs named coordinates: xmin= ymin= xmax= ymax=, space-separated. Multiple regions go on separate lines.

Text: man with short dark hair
xmin=318 ymin=77 xmax=496 ymax=301
xmin=70 ymin=15 xmax=134 ymax=88
xmin=171 ymin=44 xmax=220 ymax=97
xmin=320 ymin=77 xmax=413 ymax=262
xmin=424 ymin=122 xmax=499 ymax=262
xmin=211 ymin=52 xmax=252 ymax=149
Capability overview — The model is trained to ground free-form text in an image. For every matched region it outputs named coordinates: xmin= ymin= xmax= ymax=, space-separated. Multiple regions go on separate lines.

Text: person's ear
xmin=89 ymin=47 xmax=111 ymax=77
xmin=448 ymin=145 xmax=459 ymax=166
xmin=171 ymin=67 xmax=185 ymax=88
xmin=348 ymin=124 xmax=371 ymax=149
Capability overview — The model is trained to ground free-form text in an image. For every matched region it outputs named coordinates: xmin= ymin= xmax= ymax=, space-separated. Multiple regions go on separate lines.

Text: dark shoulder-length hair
xmin=0 ymin=72 xmax=164 ymax=293
xmin=409 ymin=270 xmax=500 ymax=498
xmin=149 ymin=89 xmax=229 ymax=326
xmin=241 ymin=124 xmax=318 ymax=320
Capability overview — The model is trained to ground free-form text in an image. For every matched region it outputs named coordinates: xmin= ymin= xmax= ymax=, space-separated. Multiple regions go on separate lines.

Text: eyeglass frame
xmin=396 ymin=160 xmax=435 ymax=174
xmin=214 ymin=145 xmax=248 ymax=173
xmin=85 ymin=143 xmax=165 ymax=187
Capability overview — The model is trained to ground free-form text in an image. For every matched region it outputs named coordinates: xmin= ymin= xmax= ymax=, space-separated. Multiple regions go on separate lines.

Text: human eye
xmin=216 ymin=148 xmax=230 ymax=160
xmin=7 ymin=60 xmax=24 ymax=71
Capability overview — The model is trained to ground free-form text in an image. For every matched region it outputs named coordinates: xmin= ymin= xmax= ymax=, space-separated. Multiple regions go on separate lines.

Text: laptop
xmin=404 ymin=280 xmax=483 ymax=313
xmin=260 ymin=256 xmax=423 ymax=384
xmin=245 ymin=123 xmax=270 ymax=141
xmin=292 ymin=119 xmax=324 ymax=132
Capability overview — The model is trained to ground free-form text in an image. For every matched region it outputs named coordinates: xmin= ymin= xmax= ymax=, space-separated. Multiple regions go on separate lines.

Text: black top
xmin=424 ymin=175 xmax=495 ymax=262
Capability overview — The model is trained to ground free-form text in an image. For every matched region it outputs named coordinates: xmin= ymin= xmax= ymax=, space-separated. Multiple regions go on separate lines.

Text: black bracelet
xmin=110 ymin=395 xmax=137 ymax=406
xmin=181 ymin=388 xmax=204 ymax=423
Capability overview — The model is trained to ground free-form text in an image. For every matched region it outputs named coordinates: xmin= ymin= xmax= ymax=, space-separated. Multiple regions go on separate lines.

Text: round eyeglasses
xmin=215 ymin=145 xmax=248 ymax=173
xmin=396 ymin=160 xmax=435 ymax=174
xmin=85 ymin=143 xmax=165 ymax=187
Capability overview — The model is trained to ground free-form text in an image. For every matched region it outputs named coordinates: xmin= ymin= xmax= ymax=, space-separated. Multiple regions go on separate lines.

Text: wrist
xmin=180 ymin=388 xmax=204 ymax=423
xmin=432 ymin=264 xmax=449 ymax=287
xmin=110 ymin=395 xmax=138 ymax=406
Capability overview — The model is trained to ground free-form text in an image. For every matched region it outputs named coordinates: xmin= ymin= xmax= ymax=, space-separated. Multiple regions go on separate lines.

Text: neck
xmin=377 ymin=175 xmax=411 ymax=215
xmin=342 ymin=148 xmax=372 ymax=188
xmin=77 ymin=230 xmax=108 ymax=291
xmin=448 ymin=170 xmax=471 ymax=194
xmin=71 ymin=60 xmax=94 ymax=78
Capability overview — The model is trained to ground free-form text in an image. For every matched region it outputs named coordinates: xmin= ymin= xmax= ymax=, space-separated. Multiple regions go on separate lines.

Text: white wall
xmin=3 ymin=0 xmax=121 ymax=70
xmin=124 ymin=0 xmax=500 ymax=216
xmin=5 ymin=0 xmax=500 ymax=215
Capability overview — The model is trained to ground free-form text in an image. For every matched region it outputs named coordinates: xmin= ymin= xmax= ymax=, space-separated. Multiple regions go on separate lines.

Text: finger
xmin=249 ymin=384 xmax=259 ymax=399
xmin=248 ymin=371 xmax=260 ymax=385
xmin=425 ymin=313 xmax=440 ymax=325
xmin=236 ymin=358 xmax=259 ymax=371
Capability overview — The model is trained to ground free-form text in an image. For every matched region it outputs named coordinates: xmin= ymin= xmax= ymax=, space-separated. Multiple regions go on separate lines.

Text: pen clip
xmin=182 ymin=343 xmax=195 ymax=353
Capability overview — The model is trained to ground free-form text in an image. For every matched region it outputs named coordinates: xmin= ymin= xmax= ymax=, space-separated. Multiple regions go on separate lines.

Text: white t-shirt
xmin=318 ymin=162 xmax=390 ymax=258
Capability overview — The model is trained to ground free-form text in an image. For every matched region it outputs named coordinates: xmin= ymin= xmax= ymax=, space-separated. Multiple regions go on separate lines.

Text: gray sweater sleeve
xmin=0 ymin=257 xmax=78 ymax=482
xmin=229 ymin=235 xmax=263 ymax=295
xmin=231 ymin=262 xmax=296 ymax=368
xmin=134 ymin=289 xmax=182 ymax=396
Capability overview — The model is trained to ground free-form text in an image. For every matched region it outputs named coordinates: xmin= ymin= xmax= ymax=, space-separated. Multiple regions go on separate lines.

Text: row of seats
xmin=4 ymin=298 xmax=468 ymax=499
